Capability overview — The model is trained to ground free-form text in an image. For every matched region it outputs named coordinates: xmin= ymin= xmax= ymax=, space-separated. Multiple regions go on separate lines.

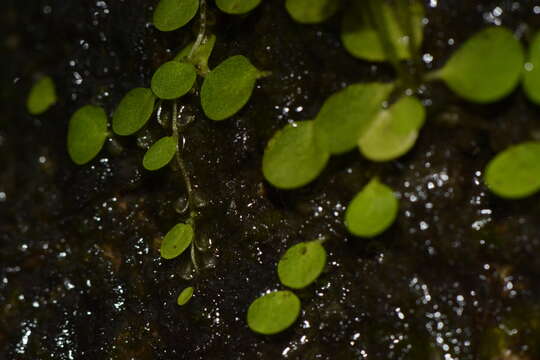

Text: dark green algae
xmin=2 ymin=0 xmax=540 ymax=359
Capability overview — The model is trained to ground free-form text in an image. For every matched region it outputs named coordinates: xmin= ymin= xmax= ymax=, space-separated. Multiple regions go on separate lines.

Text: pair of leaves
xmin=345 ymin=178 xmax=399 ymax=238
xmin=285 ymin=0 xmax=340 ymax=24
xmin=27 ymin=76 xmax=57 ymax=115
xmin=263 ymin=83 xmax=425 ymax=190
xmin=248 ymin=239 xmax=327 ymax=335
xmin=342 ymin=0 xmax=424 ymax=62
xmin=430 ymin=27 xmax=524 ymax=103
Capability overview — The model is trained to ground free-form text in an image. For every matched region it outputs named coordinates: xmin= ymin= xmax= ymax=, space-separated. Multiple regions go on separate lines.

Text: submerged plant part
xmin=285 ymin=0 xmax=340 ymax=24
xmin=67 ymin=105 xmax=109 ymax=165
xmin=344 ymin=178 xmax=399 ymax=238
xmin=484 ymin=142 xmax=540 ymax=199
xmin=142 ymin=136 xmax=177 ymax=171
xmin=26 ymin=76 xmax=57 ymax=115
xmin=247 ymin=290 xmax=301 ymax=335
xmin=523 ymin=31 xmax=540 ymax=105
xmin=215 ymin=0 xmax=261 ymax=15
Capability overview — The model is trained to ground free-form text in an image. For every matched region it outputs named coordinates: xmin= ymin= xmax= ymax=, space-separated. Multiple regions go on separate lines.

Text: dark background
xmin=2 ymin=1 xmax=540 ymax=359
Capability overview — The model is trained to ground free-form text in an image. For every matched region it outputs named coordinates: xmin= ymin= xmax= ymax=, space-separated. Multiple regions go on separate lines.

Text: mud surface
xmin=2 ymin=1 xmax=540 ymax=359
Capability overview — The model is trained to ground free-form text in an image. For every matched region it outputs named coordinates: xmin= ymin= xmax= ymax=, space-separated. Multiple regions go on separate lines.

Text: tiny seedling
xmin=247 ymin=290 xmax=301 ymax=335
xmin=67 ymin=105 xmax=109 ymax=165
xmin=27 ymin=76 xmax=57 ymax=115
xmin=344 ymin=178 xmax=399 ymax=238
xmin=160 ymin=222 xmax=195 ymax=260
xmin=484 ymin=142 xmax=540 ymax=199
xmin=262 ymin=121 xmax=329 ymax=189
xmin=277 ymin=240 xmax=326 ymax=289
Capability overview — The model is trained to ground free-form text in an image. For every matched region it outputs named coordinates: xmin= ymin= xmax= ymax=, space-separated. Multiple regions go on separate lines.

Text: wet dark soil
xmin=2 ymin=1 xmax=540 ymax=359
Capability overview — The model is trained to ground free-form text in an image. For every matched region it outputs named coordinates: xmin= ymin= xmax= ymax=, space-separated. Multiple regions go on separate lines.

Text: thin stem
xmin=171 ymin=101 xmax=195 ymax=208
xmin=187 ymin=0 xmax=207 ymax=61
xmin=190 ymin=242 xmax=199 ymax=271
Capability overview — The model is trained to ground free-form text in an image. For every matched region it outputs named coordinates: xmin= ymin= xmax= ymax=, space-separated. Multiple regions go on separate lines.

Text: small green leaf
xmin=341 ymin=0 xmax=424 ymax=61
xmin=484 ymin=142 xmax=540 ymax=199
xmin=344 ymin=178 xmax=398 ymax=238
xmin=433 ymin=27 xmax=524 ymax=103
xmin=247 ymin=290 xmax=301 ymax=335
xmin=277 ymin=240 xmax=326 ymax=289
xmin=143 ymin=136 xmax=177 ymax=171
xmin=314 ymin=82 xmax=394 ymax=155
xmin=359 ymin=96 xmax=425 ymax=161
xmin=177 ymin=286 xmax=194 ymax=306
xmin=112 ymin=88 xmax=156 ymax=136
xmin=153 ymin=0 xmax=199 ymax=32
xmin=27 ymin=76 xmax=57 ymax=115
xmin=285 ymin=0 xmax=340 ymax=24
xmin=160 ymin=223 xmax=194 ymax=260
xmin=263 ymin=121 xmax=329 ymax=189
xmin=201 ymin=55 xmax=261 ymax=121
xmin=523 ymin=31 xmax=540 ymax=105
xmin=216 ymin=0 xmax=261 ymax=14
xmin=67 ymin=105 xmax=109 ymax=165
xmin=174 ymin=34 xmax=216 ymax=74
xmin=151 ymin=61 xmax=197 ymax=100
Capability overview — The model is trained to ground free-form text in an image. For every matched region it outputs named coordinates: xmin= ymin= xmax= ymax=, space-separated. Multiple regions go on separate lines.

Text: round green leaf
xmin=143 ymin=136 xmax=177 ymax=171
xmin=435 ymin=27 xmax=524 ymax=103
xmin=314 ymin=82 xmax=394 ymax=155
xmin=177 ymin=286 xmax=194 ymax=306
xmin=160 ymin=223 xmax=194 ymax=260
xmin=216 ymin=0 xmax=261 ymax=14
xmin=523 ymin=31 xmax=540 ymax=105
xmin=341 ymin=0 xmax=424 ymax=61
xmin=174 ymin=34 xmax=216 ymax=74
xmin=27 ymin=76 xmax=57 ymax=115
xmin=201 ymin=55 xmax=260 ymax=121
xmin=484 ymin=142 xmax=540 ymax=199
xmin=151 ymin=61 xmax=196 ymax=100
xmin=263 ymin=121 xmax=329 ymax=189
xmin=344 ymin=178 xmax=399 ymax=238
xmin=359 ymin=96 xmax=425 ymax=162
xmin=247 ymin=290 xmax=301 ymax=335
xmin=112 ymin=88 xmax=156 ymax=136
xmin=277 ymin=240 xmax=326 ymax=289
xmin=67 ymin=105 xmax=109 ymax=165
xmin=285 ymin=0 xmax=339 ymax=24
xmin=153 ymin=0 xmax=199 ymax=32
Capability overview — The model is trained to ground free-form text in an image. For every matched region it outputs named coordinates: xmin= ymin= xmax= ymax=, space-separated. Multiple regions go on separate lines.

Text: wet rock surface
xmin=2 ymin=1 xmax=540 ymax=359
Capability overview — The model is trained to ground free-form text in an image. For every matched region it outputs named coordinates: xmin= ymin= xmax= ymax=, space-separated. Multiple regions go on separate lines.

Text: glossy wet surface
xmin=2 ymin=1 xmax=540 ymax=359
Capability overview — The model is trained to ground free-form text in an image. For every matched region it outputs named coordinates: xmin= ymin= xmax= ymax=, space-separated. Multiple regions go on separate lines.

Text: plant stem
xmin=171 ymin=101 xmax=195 ymax=208
xmin=187 ymin=0 xmax=207 ymax=61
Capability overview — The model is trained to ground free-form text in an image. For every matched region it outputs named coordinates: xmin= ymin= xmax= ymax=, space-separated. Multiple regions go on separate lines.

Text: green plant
xmin=26 ymin=76 xmax=57 ymax=115
xmin=177 ymin=286 xmax=194 ymax=306
xmin=247 ymin=290 xmax=301 ymax=335
xmin=67 ymin=105 xmax=108 ymax=165
xmin=277 ymin=240 xmax=327 ymax=289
